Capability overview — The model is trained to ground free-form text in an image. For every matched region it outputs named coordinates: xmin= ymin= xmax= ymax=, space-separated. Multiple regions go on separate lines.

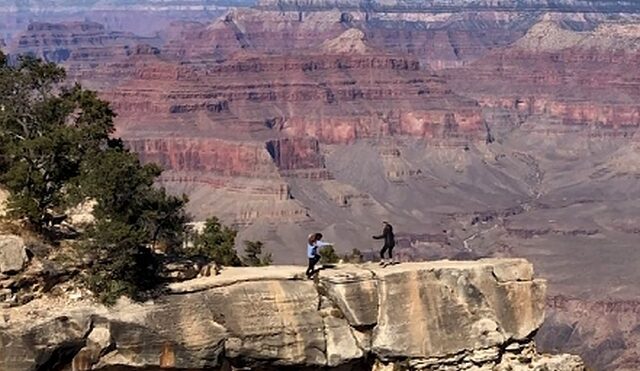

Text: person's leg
xmin=388 ymin=246 xmax=394 ymax=262
xmin=379 ymin=245 xmax=388 ymax=264
xmin=306 ymin=258 xmax=314 ymax=277
xmin=308 ymin=255 xmax=321 ymax=277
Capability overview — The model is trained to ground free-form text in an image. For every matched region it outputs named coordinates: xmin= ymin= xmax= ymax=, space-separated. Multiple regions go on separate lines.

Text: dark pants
xmin=380 ymin=245 xmax=394 ymax=260
xmin=306 ymin=255 xmax=321 ymax=277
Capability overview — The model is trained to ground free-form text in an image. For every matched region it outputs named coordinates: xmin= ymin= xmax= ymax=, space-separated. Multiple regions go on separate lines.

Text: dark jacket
xmin=373 ymin=223 xmax=395 ymax=248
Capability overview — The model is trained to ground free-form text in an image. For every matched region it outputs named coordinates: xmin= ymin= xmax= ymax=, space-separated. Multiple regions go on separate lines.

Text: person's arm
xmin=372 ymin=234 xmax=383 ymax=239
xmin=315 ymin=240 xmax=333 ymax=247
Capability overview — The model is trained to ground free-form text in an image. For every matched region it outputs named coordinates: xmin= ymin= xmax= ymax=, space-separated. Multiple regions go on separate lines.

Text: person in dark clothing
xmin=373 ymin=221 xmax=395 ymax=265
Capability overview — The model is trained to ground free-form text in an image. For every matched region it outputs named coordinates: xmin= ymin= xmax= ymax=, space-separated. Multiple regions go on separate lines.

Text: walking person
xmin=373 ymin=221 xmax=395 ymax=265
xmin=306 ymin=233 xmax=332 ymax=278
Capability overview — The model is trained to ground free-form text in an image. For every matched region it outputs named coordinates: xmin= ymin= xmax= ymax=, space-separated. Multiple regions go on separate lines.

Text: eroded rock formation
xmin=0 ymin=259 xmax=584 ymax=370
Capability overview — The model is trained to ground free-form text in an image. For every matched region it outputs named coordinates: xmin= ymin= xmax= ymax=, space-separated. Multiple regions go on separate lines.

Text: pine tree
xmin=189 ymin=217 xmax=242 ymax=267
xmin=343 ymin=248 xmax=363 ymax=263
xmin=0 ymin=53 xmax=190 ymax=304
xmin=0 ymin=53 xmax=115 ymax=231
xmin=79 ymin=147 xmax=188 ymax=304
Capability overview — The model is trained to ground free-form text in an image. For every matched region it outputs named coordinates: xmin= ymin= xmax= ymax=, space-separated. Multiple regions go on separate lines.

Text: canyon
xmin=3 ymin=0 xmax=640 ymax=369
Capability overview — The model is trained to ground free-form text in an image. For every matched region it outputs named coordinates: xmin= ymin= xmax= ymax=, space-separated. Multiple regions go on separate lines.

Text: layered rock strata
xmin=449 ymin=20 xmax=640 ymax=134
xmin=256 ymin=0 xmax=640 ymax=13
xmin=0 ymin=259 xmax=584 ymax=370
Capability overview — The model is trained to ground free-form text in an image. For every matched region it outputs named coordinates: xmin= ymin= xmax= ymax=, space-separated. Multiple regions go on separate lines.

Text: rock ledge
xmin=0 ymin=258 xmax=585 ymax=370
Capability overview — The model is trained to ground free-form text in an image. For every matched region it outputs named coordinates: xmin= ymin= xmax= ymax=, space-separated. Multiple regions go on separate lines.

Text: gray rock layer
xmin=0 ymin=259 xmax=586 ymax=370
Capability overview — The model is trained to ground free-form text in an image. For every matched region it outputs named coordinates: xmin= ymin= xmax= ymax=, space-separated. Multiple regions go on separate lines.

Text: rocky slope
xmin=0 ymin=258 xmax=585 ymax=370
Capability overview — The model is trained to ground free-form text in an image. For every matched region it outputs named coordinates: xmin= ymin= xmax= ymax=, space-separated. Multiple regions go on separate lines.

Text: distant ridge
xmin=0 ymin=0 xmax=256 ymax=12
xmin=256 ymin=0 xmax=640 ymax=13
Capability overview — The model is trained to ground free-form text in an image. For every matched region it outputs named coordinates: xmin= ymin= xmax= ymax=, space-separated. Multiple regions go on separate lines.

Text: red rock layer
xmin=160 ymin=8 xmax=535 ymax=70
xmin=265 ymin=138 xmax=325 ymax=171
xmin=102 ymin=53 xmax=484 ymax=145
xmin=449 ymin=23 xmax=640 ymax=132
xmin=125 ymin=138 xmax=279 ymax=178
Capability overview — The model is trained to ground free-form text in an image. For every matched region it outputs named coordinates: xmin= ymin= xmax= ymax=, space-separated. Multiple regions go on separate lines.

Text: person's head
xmin=383 ymin=221 xmax=389 ymax=226
xmin=308 ymin=233 xmax=317 ymax=244
xmin=314 ymin=233 xmax=323 ymax=241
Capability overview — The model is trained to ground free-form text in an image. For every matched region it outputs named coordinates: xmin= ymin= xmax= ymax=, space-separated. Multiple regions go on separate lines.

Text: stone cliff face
xmin=126 ymin=138 xmax=280 ymax=177
xmin=449 ymin=20 xmax=640 ymax=134
xmin=0 ymin=259 xmax=585 ymax=371
xmin=539 ymin=295 xmax=640 ymax=371
xmin=11 ymin=21 xmax=161 ymax=67
xmin=104 ymin=52 xmax=483 ymax=144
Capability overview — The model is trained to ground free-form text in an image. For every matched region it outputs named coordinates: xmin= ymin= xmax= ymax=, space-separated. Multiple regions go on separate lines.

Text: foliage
xmin=188 ymin=217 xmax=242 ymax=267
xmin=342 ymin=248 xmax=364 ymax=263
xmin=84 ymin=219 xmax=158 ymax=304
xmin=242 ymin=240 xmax=272 ymax=267
xmin=79 ymin=147 xmax=189 ymax=249
xmin=319 ymin=245 xmax=340 ymax=264
xmin=0 ymin=53 xmax=115 ymax=230
xmin=0 ymin=52 xmax=189 ymax=304
xmin=80 ymin=147 xmax=189 ymax=304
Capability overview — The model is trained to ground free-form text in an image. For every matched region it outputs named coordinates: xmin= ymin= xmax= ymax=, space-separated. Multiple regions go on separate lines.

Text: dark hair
xmin=314 ymin=233 xmax=323 ymax=241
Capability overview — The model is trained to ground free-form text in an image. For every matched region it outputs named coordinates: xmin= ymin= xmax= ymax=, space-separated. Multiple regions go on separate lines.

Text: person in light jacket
xmin=306 ymin=232 xmax=332 ymax=278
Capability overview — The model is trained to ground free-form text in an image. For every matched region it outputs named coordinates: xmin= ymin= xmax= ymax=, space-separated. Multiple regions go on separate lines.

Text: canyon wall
xmin=4 ymin=3 xmax=640 ymax=370
xmin=0 ymin=259 xmax=585 ymax=371
xmin=256 ymin=0 xmax=640 ymax=12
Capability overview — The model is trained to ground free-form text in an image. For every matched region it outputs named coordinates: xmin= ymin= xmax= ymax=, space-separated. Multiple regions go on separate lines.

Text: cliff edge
xmin=0 ymin=259 xmax=585 ymax=370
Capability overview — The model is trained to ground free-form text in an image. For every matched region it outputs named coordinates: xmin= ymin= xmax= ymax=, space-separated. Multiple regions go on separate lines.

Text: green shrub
xmin=242 ymin=240 xmax=272 ymax=267
xmin=319 ymin=245 xmax=340 ymax=264
xmin=188 ymin=217 xmax=242 ymax=267
xmin=343 ymin=248 xmax=364 ymax=263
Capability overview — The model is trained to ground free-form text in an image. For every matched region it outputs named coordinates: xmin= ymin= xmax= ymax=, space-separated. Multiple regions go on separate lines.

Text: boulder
xmin=319 ymin=266 xmax=378 ymax=327
xmin=0 ymin=235 xmax=28 ymax=274
xmin=0 ymin=312 xmax=92 ymax=371
xmin=0 ymin=188 xmax=7 ymax=217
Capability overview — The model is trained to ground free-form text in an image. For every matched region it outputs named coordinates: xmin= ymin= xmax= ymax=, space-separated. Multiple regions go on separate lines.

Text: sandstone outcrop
xmin=0 ymin=259 xmax=585 ymax=370
xmin=0 ymin=187 xmax=8 ymax=217
xmin=0 ymin=235 xmax=28 ymax=275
